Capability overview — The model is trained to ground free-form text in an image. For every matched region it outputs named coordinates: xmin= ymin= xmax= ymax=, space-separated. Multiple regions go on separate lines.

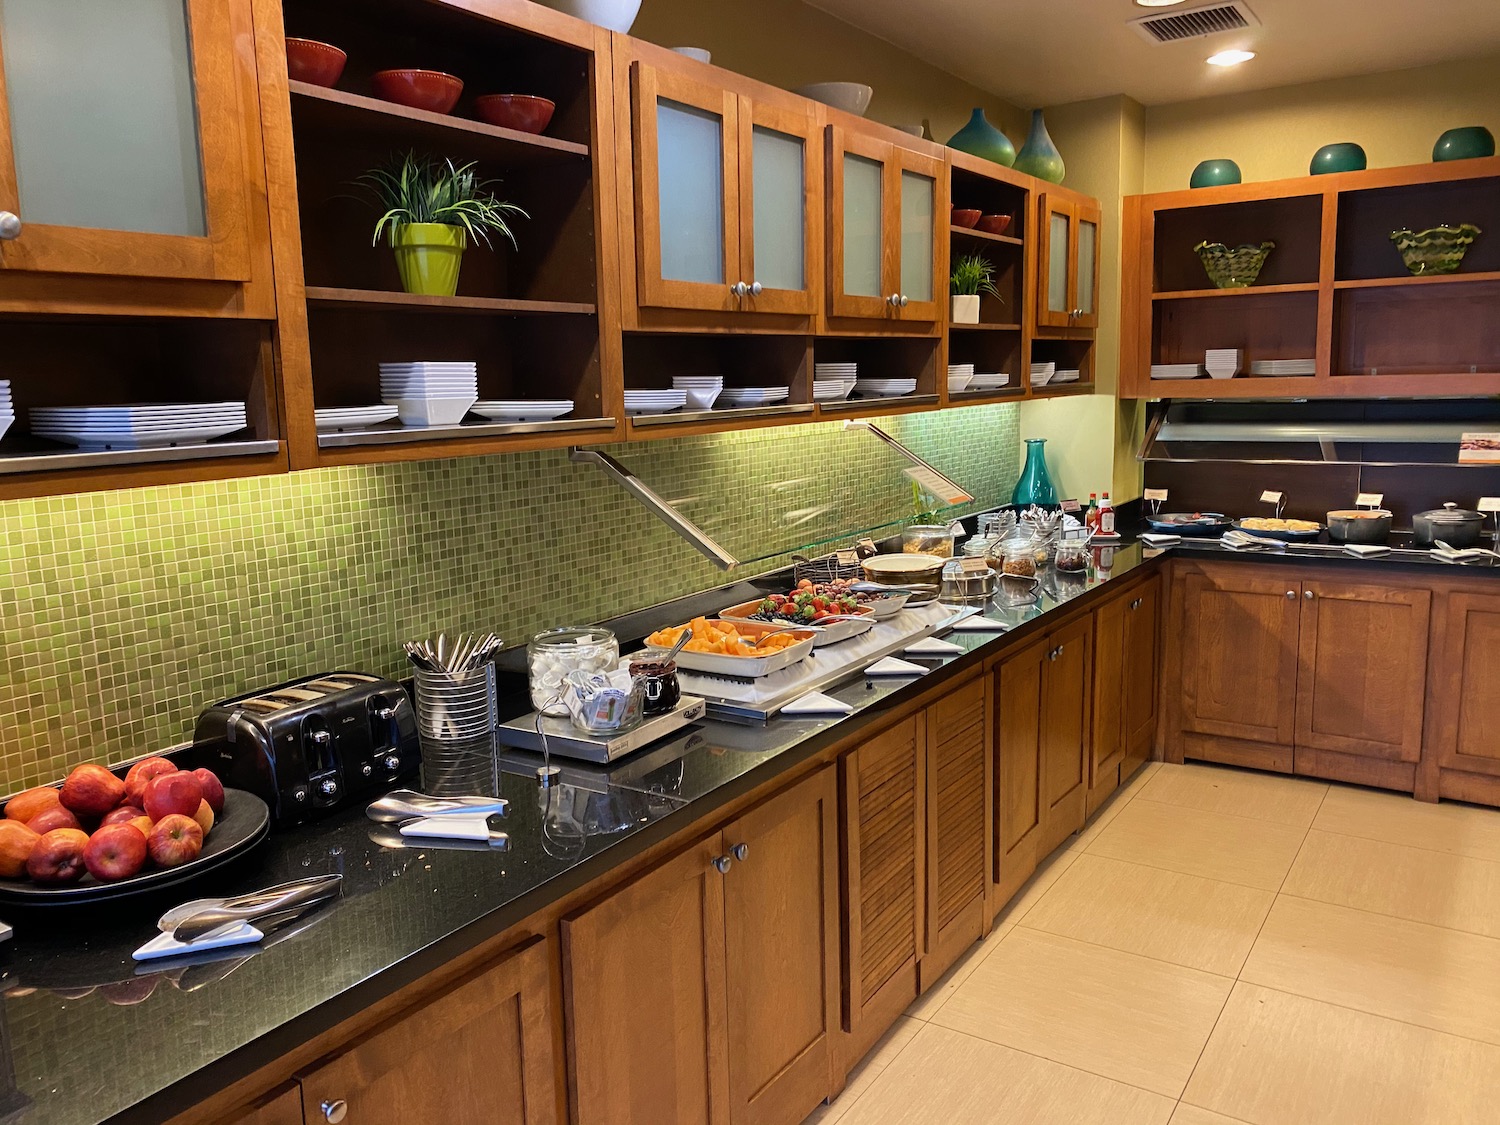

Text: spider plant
xmin=359 ymin=152 xmax=527 ymax=249
xmin=950 ymin=252 xmax=1002 ymax=300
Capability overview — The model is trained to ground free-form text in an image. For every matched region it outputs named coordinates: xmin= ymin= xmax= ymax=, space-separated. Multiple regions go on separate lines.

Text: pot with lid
xmin=1411 ymin=502 xmax=1486 ymax=548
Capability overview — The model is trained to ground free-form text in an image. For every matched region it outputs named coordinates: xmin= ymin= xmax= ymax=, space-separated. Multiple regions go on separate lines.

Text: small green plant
xmin=359 ymin=152 xmax=527 ymax=248
xmin=950 ymin=252 xmax=1002 ymax=299
xmin=911 ymin=480 xmax=938 ymax=523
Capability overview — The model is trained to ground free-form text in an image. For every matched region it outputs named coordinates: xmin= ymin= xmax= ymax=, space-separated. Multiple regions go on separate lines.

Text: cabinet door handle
xmin=749 ymin=281 xmax=763 ymax=297
xmin=1304 ymin=589 xmax=1315 ymax=600
xmin=0 ymin=212 xmax=19 ymax=241
xmin=730 ymin=842 xmax=749 ymax=862
xmin=898 ymin=294 xmax=910 ymax=308
xmin=1129 ymin=598 xmax=1142 ymax=610
xmin=712 ymin=855 xmax=732 ymax=874
xmin=887 ymin=293 xmax=902 ymax=307
xmin=321 ymin=1101 xmax=348 ymax=1124
xmin=730 ymin=281 xmax=749 ymax=299
xmin=1286 ymin=590 xmax=1296 ymax=599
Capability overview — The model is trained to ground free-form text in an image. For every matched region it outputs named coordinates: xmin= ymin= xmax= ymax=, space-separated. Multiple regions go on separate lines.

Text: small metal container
xmin=940 ymin=560 xmax=997 ymax=604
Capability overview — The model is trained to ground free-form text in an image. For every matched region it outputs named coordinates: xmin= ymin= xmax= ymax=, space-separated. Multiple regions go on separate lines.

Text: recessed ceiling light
xmin=1207 ymin=49 xmax=1256 ymax=66
xmin=1134 ymin=0 xmax=1187 ymax=6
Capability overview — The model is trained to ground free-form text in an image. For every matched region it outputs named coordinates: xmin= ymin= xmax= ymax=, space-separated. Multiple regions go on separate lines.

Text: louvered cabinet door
xmin=922 ymin=676 xmax=990 ymax=985
xmin=839 ymin=715 xmax=924 ymax=1061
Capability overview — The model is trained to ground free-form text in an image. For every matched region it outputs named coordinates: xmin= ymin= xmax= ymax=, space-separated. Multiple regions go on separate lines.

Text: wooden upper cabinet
xmin=924 ymin=677 xmax=990 ymax=979
xmin=1294 ymin=580 xmax=1431 ymax=768
xmin=1036 ymin=194 xmax=1100 ymax=331
xmin=0 ymin=0 xmax=254 ymax=282
xmin=826 ymin=126 xmax=943 ymax=324
xmin=735 ymin=96 xmax=821 ymax=316
xmin=298 ymin=937 xmax=558 ymax=1125
xmin=1430 ymin=590 xmax=1500 ymax=785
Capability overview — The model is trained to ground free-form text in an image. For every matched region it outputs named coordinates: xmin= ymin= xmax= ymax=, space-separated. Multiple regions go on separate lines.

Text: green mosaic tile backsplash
xmin=0 ymin=405 xmax=1018 ymax=790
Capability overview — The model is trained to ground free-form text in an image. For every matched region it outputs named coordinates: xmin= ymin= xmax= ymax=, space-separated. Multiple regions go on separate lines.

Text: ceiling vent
xmin=1130 ymin=2 xmax=1260 ymax=44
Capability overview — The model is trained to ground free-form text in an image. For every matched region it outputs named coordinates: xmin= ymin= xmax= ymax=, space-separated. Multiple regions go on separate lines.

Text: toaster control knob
xmin=292 ymin=788 xmax=308 ymax=803
xmin=383 ymin=755 xmax=401 ymax=772
xmin=318 ymin=778 xmax=339 ymax=799
xmin=375 ymin=706 xmax=396 ymax=721
xmin=361 ymin=763 xmax=373 ymax=778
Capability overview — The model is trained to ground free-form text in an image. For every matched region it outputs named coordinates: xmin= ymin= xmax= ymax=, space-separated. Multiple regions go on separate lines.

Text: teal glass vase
xmin=1433 ymin=126 xmax=1496 ymax=162
xmin=1014 ymin=109 xmax=1065 ymax=184
xmin=946 ymin=108 xmax=1015 ymax=168
xmin=1011 ymin=438 xmax=1058 ymax=505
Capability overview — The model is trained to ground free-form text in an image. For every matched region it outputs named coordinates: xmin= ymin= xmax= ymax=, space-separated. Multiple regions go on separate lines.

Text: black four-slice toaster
xmin=193 ymin=672 xmax=419 ymax=823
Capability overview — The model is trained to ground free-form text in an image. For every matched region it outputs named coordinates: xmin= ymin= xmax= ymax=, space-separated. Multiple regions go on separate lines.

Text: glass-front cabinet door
xmin=895 ymin=149 xmax=942 ymax=322
xmin=0 ymin=0 xmax=252 ymax=281
xmin=737 ymin=98 xmax=818 ymax=315
xmin=631 ymin=63 xmax=740 ymax=312
xmin=827 ymin=127 xmax=893 ymax=320
xmin=1073 ymin=200 xmax=1101 ymax=329
xmin=1037 ymin=195 xmax=1076 ymax=329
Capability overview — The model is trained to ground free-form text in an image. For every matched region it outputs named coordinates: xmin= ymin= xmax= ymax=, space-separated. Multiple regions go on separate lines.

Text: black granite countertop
xmin=5 ymin=531 xmax=1495 ymax=1125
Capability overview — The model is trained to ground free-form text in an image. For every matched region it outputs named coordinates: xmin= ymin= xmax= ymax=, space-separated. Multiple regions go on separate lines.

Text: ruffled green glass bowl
xmin=1194 ymin=240 xmax=1275 ymax=289
xmin=1389 ymin=224 xmax=1482 ymax=276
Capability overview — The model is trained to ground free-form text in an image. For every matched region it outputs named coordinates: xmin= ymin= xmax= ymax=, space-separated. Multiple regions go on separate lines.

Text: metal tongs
xmin=1220 ymin=529 xmax=1286 ymax=552
xmin=161 ymin=874 xmax=343 ymax=944
xmin=366 ymin=789 xmax=510 ymax=823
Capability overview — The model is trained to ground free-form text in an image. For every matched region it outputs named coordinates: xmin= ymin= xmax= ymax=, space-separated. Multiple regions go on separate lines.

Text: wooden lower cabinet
xmin=297 ymin=937 xmax=557 ymax=1125
xmin=1425 ymin=589 xmax=1500 ymax=803
xmin=564 ymin=767 xmax=838 ymax=1125
xmin=1039 ymin=614 xmax=1094 ymax=855
xmin=225 ymin=1085 xmax=304 ymax=1125
xmin=1089 ymin=575 xmax=1161 ymax=813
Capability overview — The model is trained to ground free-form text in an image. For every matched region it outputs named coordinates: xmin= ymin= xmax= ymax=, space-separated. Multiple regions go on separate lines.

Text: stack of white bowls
xmin=969 ymin=372 xmax=1011 ymax=391
xmin=947 ymin=363 xmax=974 ymax=393
xmin=380 ymin=362 xmax=478 ymax=427
xmin=1205 ymin=348 xmax=1242 ymax=380
xmin=853 ymin=378 xmax=918 ymax=398
xmin=0 ymin=381 xmax=12 ymax=442
xmin=814 ymin=362 xmax=858 ymax=401
xmin=671 ymin=375 xmax=724 ymax=410
xmin=1029 ymin=361 xmax=1056 ymax=388
xmin=624 ymin=388 xmax=688 ymax=415
xmin=718 ymin=386 xmax=790 ymax=407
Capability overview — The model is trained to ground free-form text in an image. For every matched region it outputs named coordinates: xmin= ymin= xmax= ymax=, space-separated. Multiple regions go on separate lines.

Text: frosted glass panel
xmin=1078 ymin=219 xmax=1097 ymax=315
xmin=1 ymin=0 xmax=206 ymax=236
xmin=899 ymin=171 xmax=934 ymax=303
xmin=842 ymin=153 xmax=883 ymax=298
xmin=1047 ymin=212 xmax=1070 ymax=313
xmin=751 ymin=125 xmax=804 ymax=292
xmin=657 ymin=99 xmax=725 ymax=284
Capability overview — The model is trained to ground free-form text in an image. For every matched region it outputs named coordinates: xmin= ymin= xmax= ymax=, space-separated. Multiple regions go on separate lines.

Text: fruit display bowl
xmin=951 ymin=208 xmax=982 ymax=229
xmin=371 ymin=69 xmax=464 ymax=114
xmin=977 ymin=214 xmax=1013 ymax=236
xmin=1390 ymin=224 xmax=1482 ymax=276
xmin=1195 ymin=240 xmax=1275 ymax=289
xmin=474 ymin=94 xmax=556 ymax=134
xmin=0 ymin=789 xmax=269 ymax=905
xmin=285 ymin=38 xmax=347 ymax=87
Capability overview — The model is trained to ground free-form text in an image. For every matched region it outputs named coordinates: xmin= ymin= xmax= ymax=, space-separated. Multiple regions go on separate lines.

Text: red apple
xmin=5 ymin=786 xmax=60 ymax=823
xmin=59 ymin=764 xmax=126 ymax=818
xmin=27 ymin=806 xmax=82 ymax=835
xmin=191 ymin=799 xmax=215 ymax=838
xmin=27 ymin=828 xmax=90 ymax=884
xmin=100 ymin=805 xmax=145 ymax=827
xmin=143 ymin=772 xmax=202 ymax=822
xmin=147 ymin=815 xmax=202 ymax=868
xmin=191 ymin=768 xmax=225 ymax=815
xmin=83 ymin=824 xmax=148 ymax=882
xmin=124 ymin=757 xmax=177 ymax=807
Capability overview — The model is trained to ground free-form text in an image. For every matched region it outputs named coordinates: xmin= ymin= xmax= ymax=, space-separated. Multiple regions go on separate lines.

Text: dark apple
xmin=83 ymin=824 xmax=148 ymax=882
xmin=190 ymin=768 xmax=225 ymax=815
xmin=59 ymin=764 xmax=126 ymax=818
xmin=27 ymin=806 xmax=82 ymax=835
xmin=146 ymin=815 xmax=203 ymax=868
xmin=27 ymin=828 xmax=90 ymax=885
xmin=100 ymin=805 xmax=145 ymax=827
xmin=124 ymin=757 xmax=177 ymax=807
xmin=143 ymin=772 xmax=202 ymax=823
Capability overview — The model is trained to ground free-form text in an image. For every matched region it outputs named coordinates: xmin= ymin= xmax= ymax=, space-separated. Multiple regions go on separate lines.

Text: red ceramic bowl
xmin=474 ymin=94 xmax=557 ymax=135
xmin=977 ymin=213 xmax=1013 ymax=236
xmin=371 ymin=69 xmax=464 ymax=114
xmin=951 ymin=208 xmax=982 ymax=229
xmin=285 ymin=38 xmax=346 ymax=88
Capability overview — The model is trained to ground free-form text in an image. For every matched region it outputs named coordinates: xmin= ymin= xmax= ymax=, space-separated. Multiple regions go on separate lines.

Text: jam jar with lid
xmin=628 ymin=656 xmax=681 ymax=715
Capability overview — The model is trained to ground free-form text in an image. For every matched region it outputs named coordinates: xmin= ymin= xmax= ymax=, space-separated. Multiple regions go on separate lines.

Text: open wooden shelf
xmin=949 ymin=321 xmax=1023 ymax=331
xmin=947 ymin=388 xmax=1024 ymax=406
xmin=1333 ymin=271 xmax=1500 ymax=290
xmin=1153 ymin=283 xmax=1320 ymax=301
xmin=305 ymin=287 xmax=596 ymax=316
xmin=950 ymin=226 xmax=1023 ymax=247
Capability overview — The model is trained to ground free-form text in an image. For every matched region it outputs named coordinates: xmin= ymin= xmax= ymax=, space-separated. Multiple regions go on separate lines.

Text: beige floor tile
xmin=905 ymin=923 xmax=1013 ymax=1021
xmin=1283 ymin=830 xmax=1500 ymax=938
xmin=994 ymin=844 xmax=1082 ymax=926
xmin=806 ymin=1016 xmax=922 ymax=1124
xmin=835 ymin=1023 xmax=1174 ymax=1125
xmin=1020 ymin=854 xmax=1274 ymax=976
xmin=1137 ymin=762 xmax=1327 ymax=828
xmin=1184 ymin=983 xmax=1500 ymax=1125
xmin=1315 ymin=784 xmax=1500 ymax=863
xmin=1077 ymin=769 xmax=1151 ymax=847
xmin=930 ymin=928 xmax=1232 ymax=1097
xmin=1241 ymin=895 xmax=1500 ymax=1045
xmin=1169 ymin=1107 xmax=1254 ymax=1125
xmin=1086 ymin=799 xmax=1307 ymax=891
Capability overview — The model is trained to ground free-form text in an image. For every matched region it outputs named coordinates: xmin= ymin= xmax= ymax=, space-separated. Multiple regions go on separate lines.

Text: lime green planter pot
xmin=392 ymin=223 xmax=467 ymax=296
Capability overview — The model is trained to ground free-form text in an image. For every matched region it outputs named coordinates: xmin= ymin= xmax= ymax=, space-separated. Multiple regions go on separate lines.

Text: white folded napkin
xmin=949 ymin=615 xmax=1012 ymax=632
xmin=780 ymin=691 xmax=855 ymax=716
xmin=1344 ymin=544 xmax=1392 ymax=559
xmin=134 ymin=923 xmax=263 ymax=961
xmin=1140 ymin=532 xmax=1181 ymax=547
xmin=904 ymin=636 xmax=965 ymax=656
xmin=865 ymin=656 xmax=928 ymax=677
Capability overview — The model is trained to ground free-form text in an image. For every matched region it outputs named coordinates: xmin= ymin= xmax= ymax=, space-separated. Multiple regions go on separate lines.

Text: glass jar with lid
xmin=528 ymin=627 xmax=619 ymax=716
xmin=903 ymin=524 xmax=957 ymax=558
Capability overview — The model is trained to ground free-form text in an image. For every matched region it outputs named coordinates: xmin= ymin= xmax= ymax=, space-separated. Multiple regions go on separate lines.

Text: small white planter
xmin=951 ymin=294 xmax=980 ymax=324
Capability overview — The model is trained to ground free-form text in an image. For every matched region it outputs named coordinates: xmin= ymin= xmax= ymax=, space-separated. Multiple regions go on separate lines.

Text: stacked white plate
xmin=718 ymin=386 xmax=791 ymax=407
xmin=0 ymin=381 xmax=12 ymax=442
xmin=671 ymin=376 xmax=724 ymax=410
xmin=30 ymin=401 xmax=248 ymax=450
xmin=969 ymin=372 xmax=1011 ymax=391
xmin=815 ymin=363 xmax=858 ymax=379
xmin=315 ymin=405 xmax=400 ymax=431
xmin=1205 ymin=348 xmax=1242 ymax=380
xmin=814 ymin=380 xmax=857 ymax=401
xmin=1052 ymin=369 xmax=1081 ymax=384
xmin=1029 ymin=362 xmax=1056 ymax=387
xmin=1150 ymin=363 xmax=1204 ymax=380
xmin=853 ymin=378 xmax=918 ymax=398
xmin=379 ymin=363 xmax=478 ymax=427
xmin=1250 ymin=358 xmax=1317 ymax=377
xmin=471 ymin=400 xmax=575 ymax=422
xmin=625 ymin=389 xmax=688 ymax=415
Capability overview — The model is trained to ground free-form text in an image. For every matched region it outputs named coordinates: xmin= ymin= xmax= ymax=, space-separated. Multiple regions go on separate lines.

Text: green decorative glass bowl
xmin=1194 ymin=241 xmax=1275 ymax=289
xmin=1389 ymin=224 xmax=1482 ymax=275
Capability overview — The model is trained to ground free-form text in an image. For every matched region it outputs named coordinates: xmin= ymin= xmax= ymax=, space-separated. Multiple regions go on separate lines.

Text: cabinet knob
xmin=730 ymin=842 xmax=749 ymax=862
xmin=898 ymin=294 xmax=910 ymax=308
xmin=1130 ymin=598 xmax=1142 ymax=610
xmin=731 ymin=281 xmax=749 ymax=299
xmin=321 ymin=1101 xmax=348 ymax=1124
xmin=887 ymin=293 xmax=902 ymax=307
xmin=1304 ymin=589 xmax=1315 ymax=600
xmin=712 ymin=855 xmax=732 ymax=874
xmin=749 ymin=281 xmax=763 ymax=297
xmin=1286 ymin=590 xmax=1296 ymax=599
xmin=0 ymin=212 xmax=18 ymax=241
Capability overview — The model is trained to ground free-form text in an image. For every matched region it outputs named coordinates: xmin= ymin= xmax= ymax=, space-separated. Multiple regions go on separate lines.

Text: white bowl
xmin=895 ymin=124 xmax=925 ymax=137
xmin=391 ymin=396 xmax=477 ymax=427
xmin=794 ymin=82 xmax=873 ymax=117
xmin=948 ymin=375 xmax=973 ymax=392
xmin=671 ymin=47 xmax=712 ymax=64
xmin=680 ymin=385 xmax=721 ymax=410
xmin=533 ymin=0 xmax=639 ymax=31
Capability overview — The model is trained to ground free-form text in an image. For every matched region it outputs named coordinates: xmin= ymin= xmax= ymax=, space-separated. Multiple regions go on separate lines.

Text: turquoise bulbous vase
xmin=1433 ymin=126 xmax=1496 ymax=162
xmin=1190 ymin=159 xmax=1241 ymax=188
xmin=1014 ymin=109 xmax=1065 ymax=185
xmin=946 ymin=108 xmax=1015 ymax=168
xmin=1310 ymin=142 xmax=1366 ymax=175
xmin=1011 ymin=438 xmax=1058 ymax=506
